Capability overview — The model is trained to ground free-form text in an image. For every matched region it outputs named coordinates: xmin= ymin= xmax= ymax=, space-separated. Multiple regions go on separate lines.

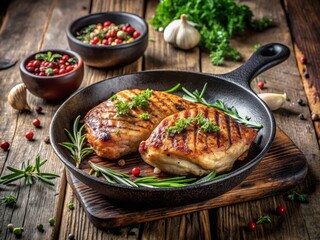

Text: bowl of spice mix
xmin=20 ymin=49 xmax=84 ymax=100
xmin=66 ymin=12 xmax=149 ymax=68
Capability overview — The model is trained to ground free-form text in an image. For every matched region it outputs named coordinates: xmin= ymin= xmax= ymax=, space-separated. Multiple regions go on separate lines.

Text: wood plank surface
xmin=0 ymin=1 xmax=67 ymax=239
xmin=284 ymin=0 xmax=320 ymax=144
xmin=0 ymin=0 xmax=319 ymax=239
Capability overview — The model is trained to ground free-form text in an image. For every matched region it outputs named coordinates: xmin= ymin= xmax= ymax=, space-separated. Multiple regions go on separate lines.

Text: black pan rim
xmin=50 ymin=69 xmax=276 ymax=192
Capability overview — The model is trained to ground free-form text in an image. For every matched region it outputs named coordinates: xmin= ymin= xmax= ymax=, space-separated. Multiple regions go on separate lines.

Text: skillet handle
xmin=219 ymin=43 xmax=290 ymax=89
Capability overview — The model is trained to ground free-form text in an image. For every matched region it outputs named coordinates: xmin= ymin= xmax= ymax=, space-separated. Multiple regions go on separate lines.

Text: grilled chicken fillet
xmin=139 ymin=106 xmax=257 ymax=176
xmin=84 ymin=89 xmax=197 ymax=159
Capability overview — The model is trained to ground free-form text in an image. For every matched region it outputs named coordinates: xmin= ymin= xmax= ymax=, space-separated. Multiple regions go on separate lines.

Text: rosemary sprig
xmin=0 ymin=155 xmax=59 ymax=186
xmin=89 ymin=162 xmax=225 ymax=188
xmin=60 ymin=115 xmax=93 ymax=168
xmin=182 ymin=83 xmax=263 ymax=128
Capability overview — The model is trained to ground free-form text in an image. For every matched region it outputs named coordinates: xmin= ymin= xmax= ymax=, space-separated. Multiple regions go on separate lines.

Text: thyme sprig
xmin=60 ymin=115 xmax=93 ymax=168
xmin=182 ymin=83 xmax=263 ymax=128
xmin=0 ymin=155 xmax=59 ymax=186
xmin=89 ymin=162 xmax=225 ymax=188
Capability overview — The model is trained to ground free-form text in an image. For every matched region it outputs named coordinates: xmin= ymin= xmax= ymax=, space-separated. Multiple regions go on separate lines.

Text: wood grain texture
xmin=1 ymin=0 xmax=319 ymax=239
xmin=200 ymin=0 xmax=320 ymax=239
xmin=284 ymin=0 xmax=320 ymax=144
xmin=66 ymin=128 xmax=307 ymax=229
xmin=0 ymin=1 xmax=66 ymax=239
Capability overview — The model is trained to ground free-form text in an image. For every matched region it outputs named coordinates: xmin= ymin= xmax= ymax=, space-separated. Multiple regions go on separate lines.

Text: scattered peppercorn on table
xmin=1 ymin=0 xmax=320 ymax=239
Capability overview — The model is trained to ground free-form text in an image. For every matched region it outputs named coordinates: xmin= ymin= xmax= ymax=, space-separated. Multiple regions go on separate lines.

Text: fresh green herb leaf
xmin=13 ymin=227 xmax=24 ymax=236
xmin=49 ymin=217 xmax=55 ymax=226
xmin=200 ymin=121 xmax=220 ymax=133
xmin=115 ymin=100 xmax=130 ymax=116
xmin=251 ymin=17 xmax=273 ymax=31
xmin=115 ymin=89 xmax=153 ymax=116
xmin=253 ymin=43 xmax=261 ymax=52
xmin=59 ymin=115 xmax=93 ymax=168
xmin=45 ymin=67 xmax=54 ymax=76
xmin=256 ymin=215 xmax=272 ymax=224
xmin=115 ymin=130 xmax=121 ymax=136
xmin=163 ymin=83 xmax=181 ymax=93
xmin=150 ymin=0 xmax=272 ymax=65
xmin=67 ymin=202 xmax=75 ymax=210
xmin=37 ymin=224 xmax=44 ymax=232
xmin=139 ymin=112 xmax=150 ymax=120
xmin=109 ymin=95 xmax=117 ymax=101
xmin=0 ymin=155 xmax=59 ymax=186
xmin=35 ymin=51 xmax=62 ymax=62
xmin=286 ymin=190 xmax=309 ymax=203
xmin=166 ymin=117 xmax=194 ymax=137
xmin=76 ymin=24 xmax=97 ymax=41
xmin=130 ymin=89 xmax=153 ymax=108
xmin=1 ymin=195 xmax=17 ymax=207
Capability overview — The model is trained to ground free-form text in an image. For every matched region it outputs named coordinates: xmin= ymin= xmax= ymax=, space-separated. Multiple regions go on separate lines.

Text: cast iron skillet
xmin=50 ymin=43 xmax=290 ymax=208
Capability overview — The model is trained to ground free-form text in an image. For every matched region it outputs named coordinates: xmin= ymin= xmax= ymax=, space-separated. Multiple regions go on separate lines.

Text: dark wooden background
xmin=0 ymin=0 xmax=319 ymax=239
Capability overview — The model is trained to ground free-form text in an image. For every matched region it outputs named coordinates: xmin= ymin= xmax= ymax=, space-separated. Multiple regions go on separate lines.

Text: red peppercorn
xmin=300 ymin=55 xmax=307 ymax=64
xmin=126 ymin=26 xmax=135 ymax=34
xmin=66 ymin=65 xmax=74 ymax=72
xmin=62 ymin=54 xmax=70 ymax=61
xmin=132 ymin=167 xmax=140 ymax=177
xmin=33 ymin=118 xmax=41 ymax=128
xmin=103 ymin=21 xmax=112 ymax=27
xmin=133 ymin=31 xmax=141 ymax=39
xmin=25 ymin=131 xmax=34 ymax=140
xmin=276 ymin=204 xmax=286 ymax=216
xmin=248 ymin=221 xmax=256 ymax=232
xmin=0 ymin=141 xmax=10 ymax=151
xmin=258 ymin=82 xmax=264 ymax=89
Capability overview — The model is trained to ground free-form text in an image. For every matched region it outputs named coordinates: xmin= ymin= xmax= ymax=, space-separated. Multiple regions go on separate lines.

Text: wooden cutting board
xmin=66 ymin=127 xmax=307 ymax=229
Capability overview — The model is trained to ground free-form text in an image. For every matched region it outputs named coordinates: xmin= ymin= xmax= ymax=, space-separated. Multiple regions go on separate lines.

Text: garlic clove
xmin=258 ymin=93 xmax=287 ymax=111
xmin=7 ymin=83 xmax=31 ymax=111
xmin=164 ymin=19 xmax=181 ymax=45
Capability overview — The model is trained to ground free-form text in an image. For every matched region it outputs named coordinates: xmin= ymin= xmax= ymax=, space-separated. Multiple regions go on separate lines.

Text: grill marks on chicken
xmin=84 ymin=89 xmax=197 ymax=159
xmin=139 ymin=107 xmax=257 ymax=176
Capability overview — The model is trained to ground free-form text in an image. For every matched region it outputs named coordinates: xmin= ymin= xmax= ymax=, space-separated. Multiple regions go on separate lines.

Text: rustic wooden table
xmin=0 ymin=0 xmax=319 ymax=239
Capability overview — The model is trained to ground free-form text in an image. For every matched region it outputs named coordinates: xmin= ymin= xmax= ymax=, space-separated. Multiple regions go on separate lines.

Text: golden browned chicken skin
xmin=84 ymin=89 xmax=198 ymax=159
xmin=139 ymin=106 xmax=257 ymax=176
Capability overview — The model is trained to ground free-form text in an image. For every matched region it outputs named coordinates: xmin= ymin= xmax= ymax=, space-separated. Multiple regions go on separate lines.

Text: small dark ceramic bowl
xmin=20 ymin=49 xmax=84 ymax=100
xmin=66 ymin=12 xmax=148 ymax=68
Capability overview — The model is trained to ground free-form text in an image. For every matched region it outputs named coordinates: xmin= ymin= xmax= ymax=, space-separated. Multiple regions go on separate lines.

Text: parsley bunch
xmin=150 ymin=0 xmax=273 ymax=65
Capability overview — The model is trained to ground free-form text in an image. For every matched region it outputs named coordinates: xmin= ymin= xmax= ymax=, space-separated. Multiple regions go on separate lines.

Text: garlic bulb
xmin=7 ymin=83 xmax=31 ymax=111
xmin=164 ymin=14 xmax=200 ymax=50
xmin=258 ymin=93 xmax=287 ymax=111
